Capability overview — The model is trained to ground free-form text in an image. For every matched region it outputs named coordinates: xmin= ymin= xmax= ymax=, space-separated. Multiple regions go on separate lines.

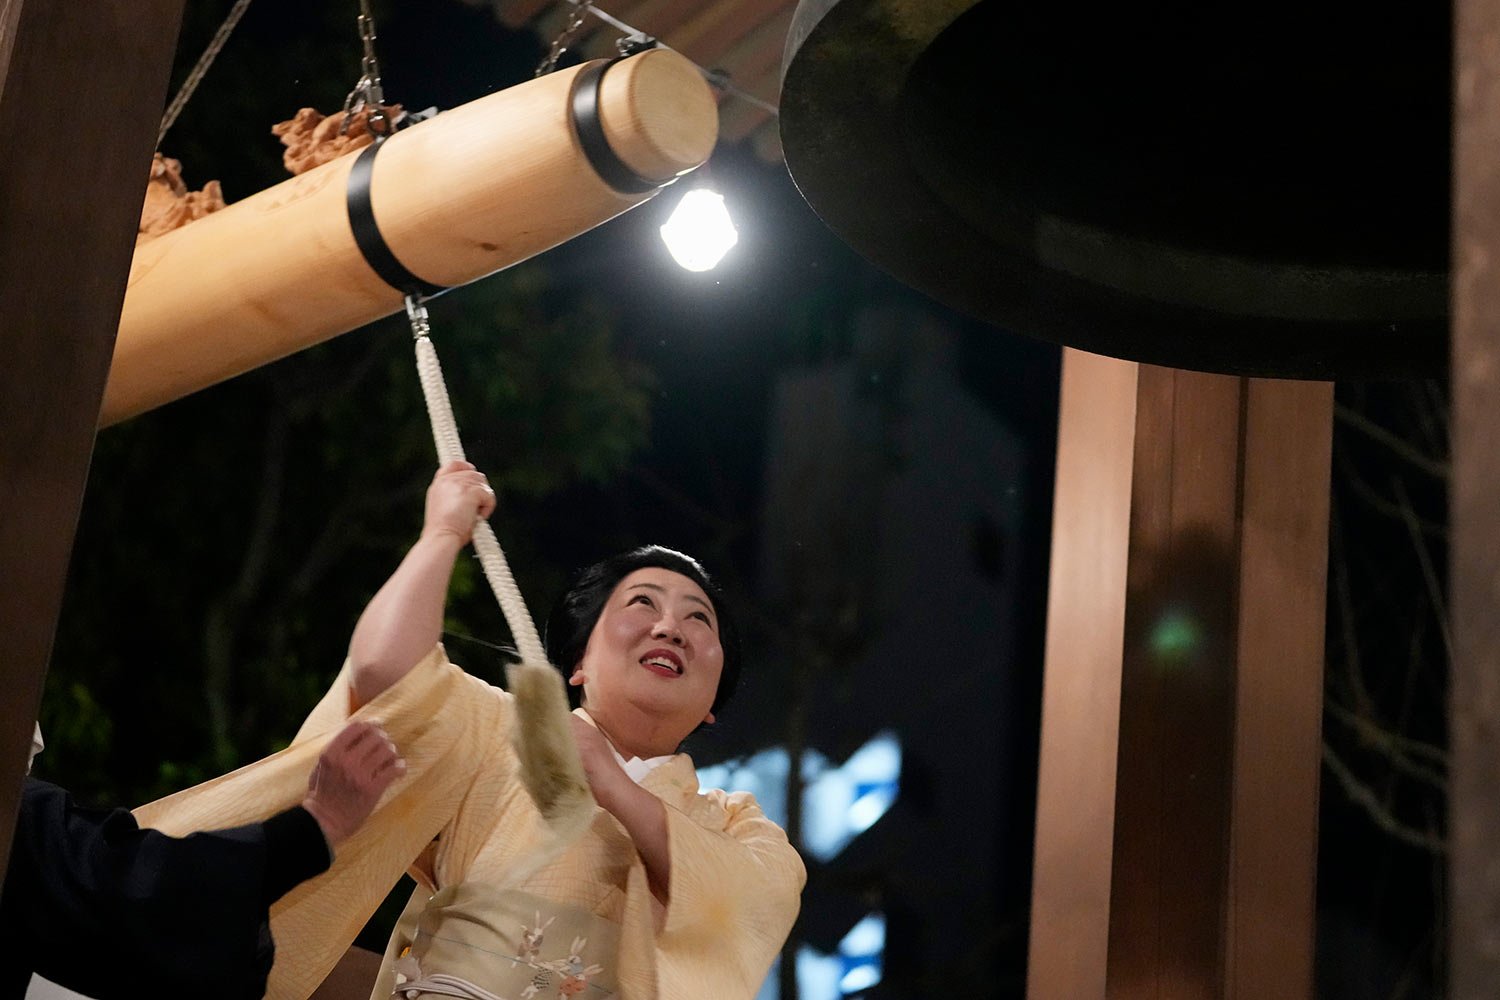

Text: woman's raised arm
xmin=347 ymin=461 xmax=495 ymax=709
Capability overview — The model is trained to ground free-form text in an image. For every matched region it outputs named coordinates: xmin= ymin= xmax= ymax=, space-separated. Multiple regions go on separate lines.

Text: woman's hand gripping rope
xmin=423 ymin=460 xmax=496 ymax=544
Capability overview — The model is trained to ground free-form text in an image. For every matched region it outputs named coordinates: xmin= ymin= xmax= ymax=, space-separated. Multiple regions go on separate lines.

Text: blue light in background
xmin=696 ymin=731 xmax=901 ymax=862
xmin=699 ymin=736 xmax=899 ymax=999
xmin=756 ymin=914 xmax=888 ymax=1000
xmin=802 ymin=732 xmax=900 ymax=860
xmin=836 ymin=913 xmax=886 ymax=993
xmin=696 ymin=745 xmax=794 ymax=828
xmin=795 ymin=948 xmax=842 ymax=999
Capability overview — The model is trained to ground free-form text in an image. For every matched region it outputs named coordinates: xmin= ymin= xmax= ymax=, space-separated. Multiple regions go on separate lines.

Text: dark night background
xmin=29 ymin=2 xmax=1448 ymax=998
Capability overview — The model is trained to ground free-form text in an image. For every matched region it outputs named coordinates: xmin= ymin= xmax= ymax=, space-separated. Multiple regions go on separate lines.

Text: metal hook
xmin=405 ymin=295 xmax=431 ymax=340
xmin=615 ymin=33 xmax=658 ymax=57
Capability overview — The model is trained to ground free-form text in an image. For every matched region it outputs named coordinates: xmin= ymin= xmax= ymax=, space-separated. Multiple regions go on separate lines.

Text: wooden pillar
xmin=1449 ymin=0 xmax=1500 ymax=991
xmin=1224 ymin=380 xmax=1331 ymax=996
xmin=1027 ymin=350 xmax=1137 ymax=998
xmin=1028 ymin=350 xmax=1332 ymax=999
xmin=0 ymin=0 xmax=185 ymax=867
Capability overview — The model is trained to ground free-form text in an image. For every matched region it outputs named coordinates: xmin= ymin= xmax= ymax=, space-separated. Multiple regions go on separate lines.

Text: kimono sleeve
xmin=131 ymin=645 xmax=509 ymax=1000
xmin=654 ymin=789 xmax=806 ymax=999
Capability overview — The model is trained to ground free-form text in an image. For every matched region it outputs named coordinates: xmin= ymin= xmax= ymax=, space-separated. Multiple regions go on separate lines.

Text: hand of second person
xmin=422 ymin=460 xmax=497 ymax=545
xmin=302 ymin=720 xmax=407 ymax=849
xmin=569 ymin=715 xmax=631 ymax=811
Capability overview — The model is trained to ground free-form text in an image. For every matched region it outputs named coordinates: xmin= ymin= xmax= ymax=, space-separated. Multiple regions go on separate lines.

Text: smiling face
xmin=568 ymin=567 xmax=725 ymax=754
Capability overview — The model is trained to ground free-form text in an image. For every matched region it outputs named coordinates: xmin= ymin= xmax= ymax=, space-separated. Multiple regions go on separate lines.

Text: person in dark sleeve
xmin=0 ymin=719 xmax=405 ymax=1000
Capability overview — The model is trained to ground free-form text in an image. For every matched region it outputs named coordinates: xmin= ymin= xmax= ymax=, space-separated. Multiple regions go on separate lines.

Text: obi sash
xmin=392 ymin=883 xmax=620 ymax=1000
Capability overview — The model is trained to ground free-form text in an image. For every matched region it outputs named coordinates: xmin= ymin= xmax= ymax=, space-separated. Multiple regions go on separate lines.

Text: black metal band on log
xmin=347 ymin=56 xmax=665 ymax=297
xmin=570 ymin=57 xmax=662 ymax=195
xmin=346 ymin=138 xmax=448 ymax=298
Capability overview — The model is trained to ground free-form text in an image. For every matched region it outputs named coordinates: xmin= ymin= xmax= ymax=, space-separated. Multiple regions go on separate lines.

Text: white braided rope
xmin=406 ymin=299 xmax=591 ymax=844
xmin=412 ymin=332 xmax=547 ymax=666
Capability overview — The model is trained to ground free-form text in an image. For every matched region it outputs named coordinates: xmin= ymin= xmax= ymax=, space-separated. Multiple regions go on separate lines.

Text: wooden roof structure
xmin=465 ymin=0 xmax=791 ymax=161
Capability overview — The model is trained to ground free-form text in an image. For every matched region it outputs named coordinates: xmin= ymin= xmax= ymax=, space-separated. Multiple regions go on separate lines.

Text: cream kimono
xmin=134 ymin=647 xmax=805 ymax=1000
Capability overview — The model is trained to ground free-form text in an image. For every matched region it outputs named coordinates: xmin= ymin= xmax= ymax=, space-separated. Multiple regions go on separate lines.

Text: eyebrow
xmin=626 ymin=582 xmax=716 ymax=621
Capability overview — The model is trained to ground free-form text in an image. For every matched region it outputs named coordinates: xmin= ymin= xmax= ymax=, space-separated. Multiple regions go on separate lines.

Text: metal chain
xmin=534 ymin=1 xmax=780 ymax=117
xmin=157 ymin=0 xmax=255 ymax=150
xmin=535 ymin=0 xmax=593 ymax=77
xmin=341 ymin=0 xmax=390 ymax=135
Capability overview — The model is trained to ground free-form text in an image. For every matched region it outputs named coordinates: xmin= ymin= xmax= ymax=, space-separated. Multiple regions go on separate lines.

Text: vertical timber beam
xmin=1450 ymin=0 xmax=1500 ymax=992
xmin=1224 ymin=379 xmax=1330 ymax=998
xmin=0 ymin=0 xmax=185 ymax=868
xmin=1107 ymin=367 xmax=1243 ymax=998
xmin=1029 ymin=352 xmax=1331 ymax=999
xmin=1224 ymin=379 xmax=1332 ymax=995
xmin=1028 ymin=349 xmax=1138 ymax=998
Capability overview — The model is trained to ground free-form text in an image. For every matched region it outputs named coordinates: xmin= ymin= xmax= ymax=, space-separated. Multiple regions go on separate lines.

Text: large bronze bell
xmin=780 ymin=0 xmax=1450 ymax=378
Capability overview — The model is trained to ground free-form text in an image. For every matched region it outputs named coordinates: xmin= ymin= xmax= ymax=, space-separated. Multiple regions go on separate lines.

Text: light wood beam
xmin=1027 ymin=349 xmax=1138 ymax=998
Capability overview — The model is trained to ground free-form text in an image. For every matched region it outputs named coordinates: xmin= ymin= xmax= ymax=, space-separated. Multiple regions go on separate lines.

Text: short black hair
xmin=543 ymin=545 xmax=742 ymax=717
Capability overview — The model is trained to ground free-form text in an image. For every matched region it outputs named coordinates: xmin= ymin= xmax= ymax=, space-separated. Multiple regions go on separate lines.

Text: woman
xmin=135 ymin=461 xmax=804 ymax=1000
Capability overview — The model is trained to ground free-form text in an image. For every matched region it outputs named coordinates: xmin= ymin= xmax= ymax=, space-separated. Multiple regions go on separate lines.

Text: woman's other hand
xmin=422 ymin=460 xmax=496 ymax=546
xmin=568 ymin=715 xmax=672 ymax=902
xmin=569 ymin=715 xmax=631 ymax=810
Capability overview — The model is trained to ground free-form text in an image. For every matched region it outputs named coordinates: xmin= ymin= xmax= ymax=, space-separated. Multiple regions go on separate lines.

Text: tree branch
xmin=1329 ymin=507 xmax=1377 ymax=719
xmin=1322 ymin=740 xmax=1447 ymax=855
xmin=1334 ymin=449 xmax=1448 ymax=536
xmin=1391 ymin=476 xmax=1454 ymax=667
xmin=1334 ymin=403 xmax=1451 ymax=479
xmin=1324 ymin=698 xmax=1448 ymax=789
xmin=204 ymin=405 xmax=289 ymax=769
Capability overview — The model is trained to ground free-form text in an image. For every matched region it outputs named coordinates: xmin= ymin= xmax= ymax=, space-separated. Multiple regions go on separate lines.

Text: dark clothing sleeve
xmin=0 ymin=778 xmax=332 ymax=1000
xmin=259 ymin=802 xmax=334 ymax=908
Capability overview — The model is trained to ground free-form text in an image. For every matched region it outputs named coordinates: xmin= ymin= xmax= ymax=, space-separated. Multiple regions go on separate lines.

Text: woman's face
xmin=569 ymin=567 xmax=725 ymax=744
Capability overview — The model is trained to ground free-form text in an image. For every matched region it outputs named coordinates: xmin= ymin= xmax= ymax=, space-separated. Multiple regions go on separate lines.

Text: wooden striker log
xmin=101 ymin=49 xmax=717 ymax=427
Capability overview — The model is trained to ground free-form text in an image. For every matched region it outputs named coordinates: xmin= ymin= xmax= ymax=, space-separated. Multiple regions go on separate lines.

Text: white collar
xmin=613 ymin=748 xmax=672 ymax=784
xmin=573 ymin=708 xmax=673 ymax=785
xmin=28 ymin=723 xmax=43 ymax=774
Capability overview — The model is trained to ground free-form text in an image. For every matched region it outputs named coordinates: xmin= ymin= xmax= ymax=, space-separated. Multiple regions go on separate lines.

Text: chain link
xmin=341 ymin=0 xmax=390 ymax=135
xmin=157 ymin=0 xmax=256 ymax=149
xmin=535 ymin=0 xmax=593 ymax=77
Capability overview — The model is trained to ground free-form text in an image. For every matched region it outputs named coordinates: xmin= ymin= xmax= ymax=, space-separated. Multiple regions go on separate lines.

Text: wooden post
xmin=1449 ymin=0 xmax=1500 ymax=991
xmin=0 ymin=0 xmax=185 ymax=869
xmin=1224 ymin=379 xmax=1331 ymax=997
xmin=1027 ymin=350 xmax=1137 ymax=997
xmin=1106 ymin=366 xmax=1245 ymax=998
xmin=1029 ymin=350 xmax=1331 ymax=999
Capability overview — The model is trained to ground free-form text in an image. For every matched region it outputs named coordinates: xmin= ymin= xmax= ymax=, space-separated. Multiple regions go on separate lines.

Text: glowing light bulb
xmin=659 ymin=188 xmax=738 ymax=271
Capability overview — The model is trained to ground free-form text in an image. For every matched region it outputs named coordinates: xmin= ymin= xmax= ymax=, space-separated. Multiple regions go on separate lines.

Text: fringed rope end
xmin=506 ymin=658 xmax=594 ymax=842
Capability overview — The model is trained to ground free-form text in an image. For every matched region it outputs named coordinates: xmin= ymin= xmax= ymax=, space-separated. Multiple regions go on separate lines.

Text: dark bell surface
xmin=781 ymin=0 xmax=1450 ymax=378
